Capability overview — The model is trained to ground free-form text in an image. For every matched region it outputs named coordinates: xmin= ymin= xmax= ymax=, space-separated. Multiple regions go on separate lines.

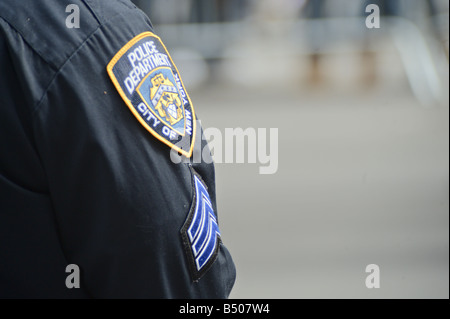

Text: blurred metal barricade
xmin=132 ymin=0 xmax=449 ymax=106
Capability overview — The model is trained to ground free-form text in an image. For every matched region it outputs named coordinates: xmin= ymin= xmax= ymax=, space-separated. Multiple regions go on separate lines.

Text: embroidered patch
xmin=107 ymin=32 xmax=196 ymax=157
xmin=181 ymin=169 xmax=222 ymax=281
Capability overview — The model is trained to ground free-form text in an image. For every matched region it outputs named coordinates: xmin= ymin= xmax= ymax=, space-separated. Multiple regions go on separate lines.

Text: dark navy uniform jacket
xmin=0 ymin=0 xmax=235 ymax=298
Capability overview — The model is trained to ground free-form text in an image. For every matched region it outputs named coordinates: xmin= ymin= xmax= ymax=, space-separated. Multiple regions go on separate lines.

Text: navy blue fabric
xmin=0 ymin=0 xmax=235 ymax=299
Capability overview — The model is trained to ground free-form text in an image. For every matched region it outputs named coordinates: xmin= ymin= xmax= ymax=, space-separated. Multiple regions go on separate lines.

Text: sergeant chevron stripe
xmin=181 ymin=171 xmax=222 ymax=281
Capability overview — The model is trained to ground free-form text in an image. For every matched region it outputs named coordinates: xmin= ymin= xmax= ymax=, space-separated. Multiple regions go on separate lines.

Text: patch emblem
xmin=181 ymin=170 xmax=222 ymax=281
xmin=107 ymin=32 xmax=196 ymax=157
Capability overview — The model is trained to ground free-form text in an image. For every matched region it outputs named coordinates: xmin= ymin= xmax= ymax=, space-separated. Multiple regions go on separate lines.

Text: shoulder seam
xmin=31 ymin=23 xmax=104 ymax=117
xmin=31 ymin=7 xmax=146 ymax=118
xmin=0 ymin=17 xmax=58 ymax=70
xmin=30 ymin=5 xmax=148 ymax=118
xmin=81 ymin=0 xmax=102 ymax=26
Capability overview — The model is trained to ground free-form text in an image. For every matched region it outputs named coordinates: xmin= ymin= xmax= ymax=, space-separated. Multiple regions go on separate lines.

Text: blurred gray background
xmin=133 ymin=0 xmax=449 ymax=298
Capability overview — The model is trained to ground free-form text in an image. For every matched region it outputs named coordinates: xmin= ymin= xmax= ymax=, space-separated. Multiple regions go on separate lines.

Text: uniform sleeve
xmin=32 ymin=5 xmax=235 ymax=298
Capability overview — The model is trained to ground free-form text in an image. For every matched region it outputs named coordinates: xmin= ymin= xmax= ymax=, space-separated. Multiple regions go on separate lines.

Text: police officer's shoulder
xmin=0 ymin=0 xmax=141 ymax=70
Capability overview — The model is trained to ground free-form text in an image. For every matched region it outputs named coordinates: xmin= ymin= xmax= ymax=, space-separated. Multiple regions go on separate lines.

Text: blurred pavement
xmin=188 ymin=48 xmax=449 ymax=299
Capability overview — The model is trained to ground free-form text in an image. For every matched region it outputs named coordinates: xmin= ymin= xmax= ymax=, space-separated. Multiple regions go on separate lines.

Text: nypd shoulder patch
xmin=107 ymin=32 xmax=196 ymax=157
xmin=181 ymin=169 xmax=222 ymax=281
